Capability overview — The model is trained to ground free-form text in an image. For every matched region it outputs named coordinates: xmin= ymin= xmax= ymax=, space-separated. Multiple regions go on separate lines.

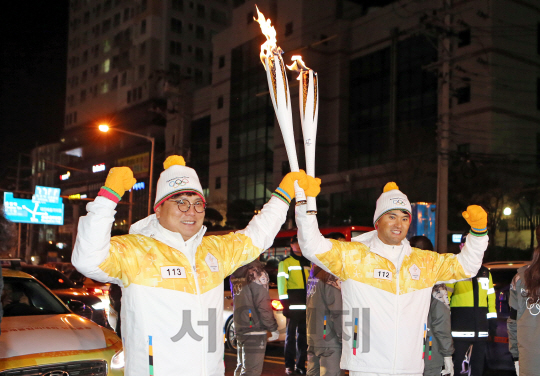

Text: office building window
xmin=196 ymin=25 xmax=204 ymax=40
xmin=111 ymin=75 xmax=118 ymax=90
xmin=172 ymin=0 xmax=183 ymax=11
xmin=139 ymin=65 xmax=145 ymax=79
xmin=211 ymin=9 xmax=227 ymax=25
xmin=170 ymin=41 xmax=182 ymax=56
xmin=349 ymin=35 xmax=437 ymax=169
xmin=113 ymin=13 xmax=121 ymax=27
xmin=141 ymin=19 xmax=146 ymax=34
xmin=458 ymin=29 xmax=471 ymax=48
xmin=195 ymin=69 xmax=203 ymax=84
xmin=219 ymin=55 xmax=225 ymax=68
xmin=103 ymin=59 xmax=111 ymax=73
xmin=80 ymin=89 xmax=87 ymax=102
xmin=103 ymin=19 xmax=111 ymax=33
xmin=121 ymin=71 xmax=127 ymax=86
xmin=171 ymin=18 xmax=182 ymax=33
xmin=228 ymin=38 xmax=275 ymax=209
xmin=216 ymin=136 xmax=222 ymax=149
xmin=197 ymin=4 xmax=205 ymax=18
xmin=217 ymin=96 xmax=224 ymax=109
xmin=140 ymin=41 xmax=146 ymax=56
xmin=195 ymin=47 xmax=204 ymax=61
xmin=456 ymin=78 xmax=471 ymax=104
xmin=215 ymin=177 xmax=221 ymax=189
xmin=285 ymin=22 xmax=293 ymax=36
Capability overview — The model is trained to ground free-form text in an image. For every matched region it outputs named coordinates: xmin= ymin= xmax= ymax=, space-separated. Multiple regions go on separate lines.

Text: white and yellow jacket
xmin=296 ymin=205 xmax=488 ymax=375
xmin=72 ymin=196 xmax=288 ymax=376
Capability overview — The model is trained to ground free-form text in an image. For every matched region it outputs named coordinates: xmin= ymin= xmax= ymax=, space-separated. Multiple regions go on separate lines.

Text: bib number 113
xmin=161 ymin=266 xmax=187 ymax=279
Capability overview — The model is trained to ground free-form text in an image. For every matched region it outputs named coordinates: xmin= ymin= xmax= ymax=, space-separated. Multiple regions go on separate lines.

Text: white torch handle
xmin=264 ymin=55 xmax=306 ymax=205
xmin=299 ymin=69 xmax=319 ymax=214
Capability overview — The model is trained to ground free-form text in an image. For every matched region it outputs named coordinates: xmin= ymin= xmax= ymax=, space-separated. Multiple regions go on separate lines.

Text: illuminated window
xmin=101 ymin=81 xmax=109 ymax=94
xmin=103 ymin=39 xmax=111 ymax=53
xmin=103 ymin=59 xmax=111 ymax=73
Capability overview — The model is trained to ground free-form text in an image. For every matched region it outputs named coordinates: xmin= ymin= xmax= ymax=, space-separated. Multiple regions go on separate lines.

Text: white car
xmin=223 ymin=277 xmax=287 ymax=351
xmin=0 ymin=268 xmax=124 ymax=374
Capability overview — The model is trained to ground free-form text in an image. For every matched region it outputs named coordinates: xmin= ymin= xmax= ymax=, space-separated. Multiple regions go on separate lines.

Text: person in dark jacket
xmin=230 ymin=259 xmax=278 ymax=376
xmin=409 ymin=236 xmax=454 ymax=376
xmin=507 ymin=225 xmax=540 ymax=376
xmin=306 ymin=232 xmax=345 ymax=376
xmin=446 ymin=234 xmax=496 ymax=376
xmin=278 ymin=235 xmax=311 ymax=375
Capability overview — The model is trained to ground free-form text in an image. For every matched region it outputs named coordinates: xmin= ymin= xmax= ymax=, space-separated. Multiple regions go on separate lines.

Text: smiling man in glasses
xmin=73 ymin=155 xmax=310 ymax=376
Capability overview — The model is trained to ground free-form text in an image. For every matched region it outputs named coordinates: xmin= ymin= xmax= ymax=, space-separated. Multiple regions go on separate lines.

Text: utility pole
xmin=436 ymin=0 xmax=452 ymax=253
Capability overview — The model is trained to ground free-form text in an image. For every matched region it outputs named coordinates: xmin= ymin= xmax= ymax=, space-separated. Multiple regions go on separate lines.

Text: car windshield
xmin=22 ymin=268 xmax=76 ymax=290
xmin=1 ymin=276 xmax=70 ymax=316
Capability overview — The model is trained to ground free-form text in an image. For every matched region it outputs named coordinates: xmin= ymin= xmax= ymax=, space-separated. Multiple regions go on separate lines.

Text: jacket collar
xmin=351 ymin=229 xmax=412 ymax=260
xmin=129 ymin=214 xmax=207 ymax=254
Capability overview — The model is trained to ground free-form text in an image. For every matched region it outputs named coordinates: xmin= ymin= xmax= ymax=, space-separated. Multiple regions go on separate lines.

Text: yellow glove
xmin=462 ymin=205 xmax=488 ymax=235
xmin=100 ymin=167 xmax=137 ymax=202
xmin=298 ymin=175 xmax=321 ymax=197
xmin=274 ymin=170 xmax=308 ymax=205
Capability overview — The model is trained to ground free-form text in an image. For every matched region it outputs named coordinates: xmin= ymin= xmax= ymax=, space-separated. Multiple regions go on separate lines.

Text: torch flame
xmin=254 ymin=6 xmax=279 ymax=67
xmin=287 ymin=55 xmax=310 ymax=72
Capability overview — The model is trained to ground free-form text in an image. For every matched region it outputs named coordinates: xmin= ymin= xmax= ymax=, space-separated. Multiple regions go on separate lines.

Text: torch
xmin=288 ymin=56 xmax=319 ymax=214
xmin=254 ymin=7 xmax=306 ymax=205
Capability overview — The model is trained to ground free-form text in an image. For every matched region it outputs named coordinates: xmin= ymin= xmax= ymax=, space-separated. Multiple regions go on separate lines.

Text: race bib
xmin=374 ymin=269 xmax=392 ymax=281
xmin=205 ymin=252 xmax=219 ymax=272
xmin=161 ymin=266 xmax=187 ymax=279
xmin=409 ymin=264 xmax=421 ymax=280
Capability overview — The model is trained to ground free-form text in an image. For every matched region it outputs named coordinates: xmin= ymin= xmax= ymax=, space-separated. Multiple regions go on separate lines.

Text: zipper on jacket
xmin=392 ymin=267 xmax=400 ymax=374
xmin=189 ymin=245 xmax=207 ymax=376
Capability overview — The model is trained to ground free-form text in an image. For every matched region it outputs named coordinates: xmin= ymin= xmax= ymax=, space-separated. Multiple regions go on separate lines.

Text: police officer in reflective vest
xmin=446 ymin=235 xmax=497 ymax=376
xmin=278 ymin=235 xmax=311 ymax=374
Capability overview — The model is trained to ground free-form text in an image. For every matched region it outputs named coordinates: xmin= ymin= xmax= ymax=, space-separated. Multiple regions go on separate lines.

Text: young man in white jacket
xmin=72 ymin=155 xmax=309 ymax=376
xmin=294 ymin=180 xmax=489 ymax=376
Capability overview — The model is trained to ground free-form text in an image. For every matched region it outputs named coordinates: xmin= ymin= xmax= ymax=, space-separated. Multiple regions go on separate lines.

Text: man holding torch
xmin=72 ymin=155 xmax=309 ymax=376
xmin=294 ymin=179 xmax=489 ymax=376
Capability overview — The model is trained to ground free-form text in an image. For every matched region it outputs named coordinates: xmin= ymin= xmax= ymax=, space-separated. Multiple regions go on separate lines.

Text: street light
xmin=99 ymin=124 xmax=155 ymax=216
xmin=503 ymin=207 xmax=512 ymax=249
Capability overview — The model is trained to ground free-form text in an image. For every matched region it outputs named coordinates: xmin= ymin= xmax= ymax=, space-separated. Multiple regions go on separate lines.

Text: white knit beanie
xmin=373 ymin=182 xmax=412 ymax=225
xmin=153 ymin=155 xmax=205 ymax=211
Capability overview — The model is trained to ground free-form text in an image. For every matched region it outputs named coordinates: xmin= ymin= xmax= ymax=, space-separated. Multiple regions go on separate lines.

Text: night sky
xmin=1 ymin=1 xmax=69 ymax=190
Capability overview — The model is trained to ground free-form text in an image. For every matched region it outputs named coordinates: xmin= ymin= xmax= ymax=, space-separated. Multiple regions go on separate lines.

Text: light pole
xmin=503 ymin=207 xmax=512 ymax=249
xmin=99 ymin=124 xmax=155 ymax=216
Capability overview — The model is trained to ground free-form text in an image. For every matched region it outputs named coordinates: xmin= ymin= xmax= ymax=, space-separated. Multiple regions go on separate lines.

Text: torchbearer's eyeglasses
xmin=170 ymin=198 xmax=206 ymax=213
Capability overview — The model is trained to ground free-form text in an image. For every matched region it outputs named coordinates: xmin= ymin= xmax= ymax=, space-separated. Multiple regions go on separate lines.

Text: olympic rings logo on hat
xmin=167 ymin=176 xmax=190 ymax=188
xmin=390 ymin=198 xmax=406 ymax=206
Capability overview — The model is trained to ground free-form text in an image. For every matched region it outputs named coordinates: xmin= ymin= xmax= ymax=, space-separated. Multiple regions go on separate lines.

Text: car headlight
xmin=111 ymin=349 xmax=124 ymax=369
xmin=92 ymin=301 xmax=106 ymax=310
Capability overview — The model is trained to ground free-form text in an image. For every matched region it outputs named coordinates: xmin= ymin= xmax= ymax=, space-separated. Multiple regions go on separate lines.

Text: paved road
xmin=224 ymin=343 xmax=516 ymax=376
xmin=225 ymin=342 xmax=287 ymax=376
